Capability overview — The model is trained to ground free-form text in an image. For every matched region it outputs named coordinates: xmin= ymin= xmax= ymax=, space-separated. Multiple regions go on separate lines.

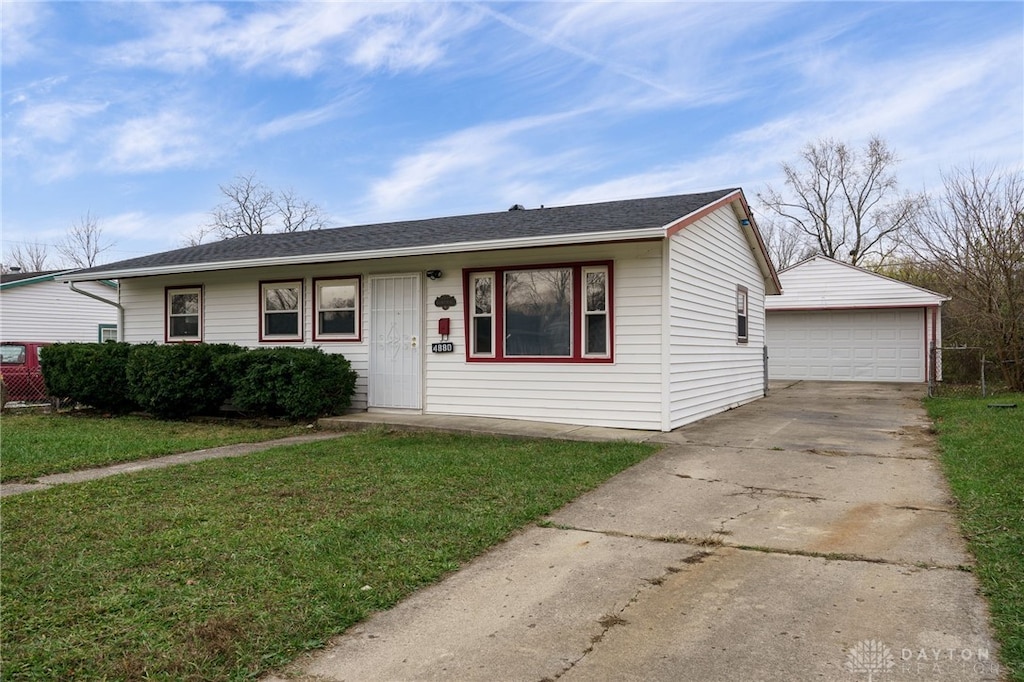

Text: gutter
xmin=67 ymin=281 xmax=124 ymax=342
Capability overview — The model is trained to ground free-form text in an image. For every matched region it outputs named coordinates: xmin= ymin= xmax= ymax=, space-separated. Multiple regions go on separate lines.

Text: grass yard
xmin=1 ymin=430 xmax=656 ymax=680
xmin=0 ymin=413 xmax=309 ymax=482
xmin=926 ymin=394 xmax=1024 ymax=682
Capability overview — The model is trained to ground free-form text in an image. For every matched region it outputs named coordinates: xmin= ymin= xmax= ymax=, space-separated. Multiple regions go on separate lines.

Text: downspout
xmin=67 ymin=281 xmax=124 ymax=342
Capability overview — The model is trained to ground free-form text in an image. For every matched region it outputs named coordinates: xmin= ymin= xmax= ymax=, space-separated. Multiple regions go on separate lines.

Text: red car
xmin=1 ymin=342 xmax=50 ymax=402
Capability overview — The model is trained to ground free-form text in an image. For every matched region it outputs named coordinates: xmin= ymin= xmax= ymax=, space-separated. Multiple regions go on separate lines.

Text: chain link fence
xmin=0 ymin=372 xmax=50 ymax=406
xmin=928 ymin=344 xmax=1013 ymax=397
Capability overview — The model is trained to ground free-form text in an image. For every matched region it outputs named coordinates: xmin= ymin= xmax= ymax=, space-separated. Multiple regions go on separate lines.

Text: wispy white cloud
xmin=102 ymin=110 xmax=209 ymax=173
xmin=101 ymin=210 xmax=209 ymax=254
xmin=255 ymin=98 xmax=356 ymax=141
xmin=729 ymin=30 xmax=1024 ymax=190
xmin=16 ymin=100 xmax=109 ymax=142
xmin=101 ymin=3 xmax=475 ymax=77
xmin=476 ymin=2 xmax=791 ymax=108
xmin=0 ymin=1 xmax=49 ymax=65
xmin=366 ymin=108 xmax=592 ymax=215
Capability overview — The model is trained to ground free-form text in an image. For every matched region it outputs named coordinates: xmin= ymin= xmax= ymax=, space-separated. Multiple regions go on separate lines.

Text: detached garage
xmin=766 ymin=256 xmax=948 ymax=383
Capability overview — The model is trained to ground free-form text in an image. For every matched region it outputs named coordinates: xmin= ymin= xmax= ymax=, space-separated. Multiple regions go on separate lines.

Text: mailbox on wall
xmin=432 ymin=317 xmax=454 ymax=353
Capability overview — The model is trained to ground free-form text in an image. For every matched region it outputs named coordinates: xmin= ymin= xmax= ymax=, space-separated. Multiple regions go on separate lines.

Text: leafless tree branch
xmin=55 ymin=211 xmax=115 ymax=268
xmin=757 ymin=136 xmax=923 ymax=266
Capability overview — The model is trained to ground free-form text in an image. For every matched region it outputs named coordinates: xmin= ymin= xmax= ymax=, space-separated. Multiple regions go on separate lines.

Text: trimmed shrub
xmin=40 ymin=342 xmax=136 ymax=413
xmin=218 ymin=347 xmax=358 ymax=421
xmin=126 ymin=343 xmax=240 ymax=419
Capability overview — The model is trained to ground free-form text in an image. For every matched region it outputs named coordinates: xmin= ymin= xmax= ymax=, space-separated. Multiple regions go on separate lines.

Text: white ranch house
xmin=67 ymin=189 xmax=781 ymax=431
xmin=766 ymin=256 xmax=948 ymax=383
xmin=0 ymin=270 xmax=119 ymax=342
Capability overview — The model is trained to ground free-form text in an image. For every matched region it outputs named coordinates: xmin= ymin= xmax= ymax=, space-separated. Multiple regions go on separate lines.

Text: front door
xmin=369 ymin=274 xmax=421 ymax=409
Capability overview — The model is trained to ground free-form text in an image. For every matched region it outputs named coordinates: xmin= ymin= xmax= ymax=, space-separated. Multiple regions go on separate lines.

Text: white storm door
xmin=369 ymin=274 xmax=422 ymax=408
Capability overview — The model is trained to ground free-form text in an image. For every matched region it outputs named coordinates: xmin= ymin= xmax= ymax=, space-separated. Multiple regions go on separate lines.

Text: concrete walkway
xmin=0 ymin=432 xmax=345 ymax=497
xmin=267 ymin=381 xmax=1003 ymax=681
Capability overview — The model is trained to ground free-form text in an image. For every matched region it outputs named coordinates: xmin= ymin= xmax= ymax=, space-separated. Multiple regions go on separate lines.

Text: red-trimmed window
xmin=166 ymin=286 xmax=202 ymax=342
xmin=469 ymin=272 xmax=495 ymax=357
xmin=313 ymin=276 xmax=361 ymax=341
xmin=736 ymin=285 xmax=749 ymax=344
xmin=464 ymin=262 xmax=613 ymax=363
xmin=260 ymin=280 xmax=302 ymax=341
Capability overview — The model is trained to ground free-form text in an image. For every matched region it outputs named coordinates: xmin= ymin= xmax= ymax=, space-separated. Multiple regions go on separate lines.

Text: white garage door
xmin=767 ymin=309 xmax=925 ymax=382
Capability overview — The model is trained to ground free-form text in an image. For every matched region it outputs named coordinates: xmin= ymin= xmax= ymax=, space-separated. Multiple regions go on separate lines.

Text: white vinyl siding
xmin=767 ymin=309 xmax=926 ymax=382
xmin=767 ymin=256 xmax=948 ymax=311
xmin=666 ymin=207 xmax=766 ymax=430
xmin=114 ymin=212 xmax=770 ymax=431
xmin=0 ymin=279 xmax=118 ymax=343
xmin=119 ymin=267 xmax=372 ymax=411
xmin=423 ymin=242 xmax=665 ymax=430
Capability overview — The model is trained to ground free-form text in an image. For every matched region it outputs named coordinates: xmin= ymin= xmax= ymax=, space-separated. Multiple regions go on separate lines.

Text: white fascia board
xmin=64 ymin=228 xmax=667 ymax=281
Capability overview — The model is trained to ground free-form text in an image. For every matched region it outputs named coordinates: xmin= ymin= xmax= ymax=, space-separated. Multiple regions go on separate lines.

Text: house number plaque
xmin=431 ymin=342 xmax=455 ymax=353
xmin=434 ymin=295 xmax=456 ymax=310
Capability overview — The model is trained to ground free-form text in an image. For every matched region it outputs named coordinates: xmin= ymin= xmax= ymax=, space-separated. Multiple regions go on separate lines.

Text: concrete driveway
xmin=267 ymin=381 xmax=1002 ymax=681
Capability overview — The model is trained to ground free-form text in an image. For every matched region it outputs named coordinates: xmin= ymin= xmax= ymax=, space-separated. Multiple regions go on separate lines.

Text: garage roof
xmin=766 ymin=255 xmax=948 ymax=311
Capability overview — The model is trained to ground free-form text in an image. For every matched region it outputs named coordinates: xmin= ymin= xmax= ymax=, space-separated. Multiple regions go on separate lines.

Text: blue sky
xmin=2 ymin=1 xmax=1022 ymax=267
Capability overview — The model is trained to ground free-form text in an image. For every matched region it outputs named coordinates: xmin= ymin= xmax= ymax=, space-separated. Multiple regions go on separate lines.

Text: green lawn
xmin=926 ymin=394 xmax=1024 ymax=682
xmin=0 ymin=413 xmax=309 ymax=482
xmin=1 ymin=430 xmax=656 ymax=680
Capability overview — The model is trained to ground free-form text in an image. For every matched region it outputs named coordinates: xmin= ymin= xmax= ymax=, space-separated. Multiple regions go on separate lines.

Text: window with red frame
xmin=166 ymin=286 xmax=202 ymax=342
xmin=465 ymin=262 xmax=612 ymax=362
xmin=260 ymin=280 xmax=302 ymax=341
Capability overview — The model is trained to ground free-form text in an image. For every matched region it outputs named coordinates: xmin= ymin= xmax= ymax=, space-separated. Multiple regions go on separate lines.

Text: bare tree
xmin=204 ymin=172 xmax=329 ymax=240
xmin=755 ymin=215 xmax=816 ymax=270
xmin=910 ymin=166 xmax=1024 ymax=391
xmin=5 ymin=239 xmax=52 ymax=272
xmin=275 ymin=187 xmax=330 ymax=232
xmin=758 ymin=136 xmax=922 ymax=266
xmin=55 ymin=212 xmax=115 ymax=268
xmin=180 ymin=224 xmax=217 ymax=247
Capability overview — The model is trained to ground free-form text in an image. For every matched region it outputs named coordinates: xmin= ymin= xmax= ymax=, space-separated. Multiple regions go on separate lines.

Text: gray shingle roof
xmin=72 ymin=189 xmax=738 ymax=278
xmin=1 ymin=270 xmax=63 ymax=284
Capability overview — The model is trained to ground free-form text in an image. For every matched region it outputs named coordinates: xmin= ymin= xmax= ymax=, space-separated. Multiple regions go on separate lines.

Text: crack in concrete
xmin=726 ymin=486 xmax=824 ymax=502
xmin=892 ymin=504 xmax=954 ymax=513
xmin=542 ymin=552 xmax=715 ymax=682
xmin=674 ymin=473 xmax=953 ymax=514
xmin=666 ymin=440 xmax=933 ymax=461
xmin=716 ymin=501 xmax=761 ymax=536
xmin=537 ymin=522 xmax=969 ymax=572
xmin=802 ymin=448 xmax=935 ymax=461
xmin=672 ymin=472 xmax=825 ymax=503
xmin=541 ymin=522 xmax=725 ymax=548
xmin=730 ymin=543 xmax=972 ymax=571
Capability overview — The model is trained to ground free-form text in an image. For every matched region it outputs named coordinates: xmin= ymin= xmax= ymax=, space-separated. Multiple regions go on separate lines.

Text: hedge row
xmin=40 ymin=343 xmax=358 ymax=421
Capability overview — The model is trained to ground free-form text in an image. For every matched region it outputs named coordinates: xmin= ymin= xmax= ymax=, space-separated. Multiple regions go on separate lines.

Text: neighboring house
xmin=0 ymin=270 xmax=119 ymax=342
xmin=766 ymin=255 xmax=948 ymax=383
xmin=66 ymin=189 xmax=781 ymax=431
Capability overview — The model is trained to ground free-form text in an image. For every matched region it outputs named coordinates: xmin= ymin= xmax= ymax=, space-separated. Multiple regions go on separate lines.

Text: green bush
xmin=217 ymin=347 xmax=358 ymax=421
xmin=41 ymin=343 xmax=136 ymax=413
xmin=126 ymin=343 xmax=240 ymax=420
